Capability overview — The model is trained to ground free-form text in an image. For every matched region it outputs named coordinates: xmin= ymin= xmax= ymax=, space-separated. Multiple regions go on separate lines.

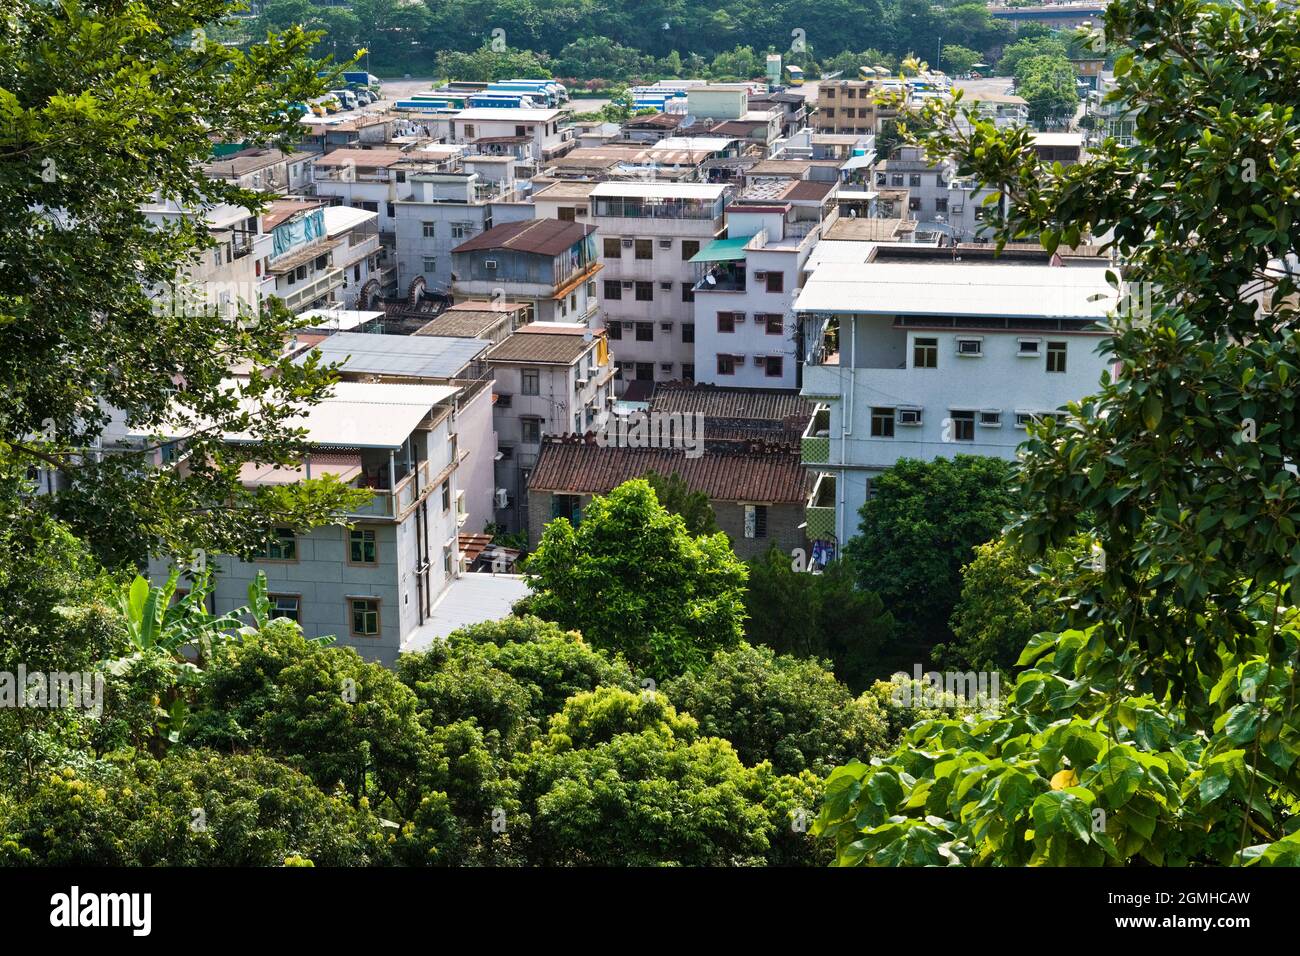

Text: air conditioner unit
xmin=621 ymin=321 xmax=634 ymax=330
xmin=658 ymin=281 xmax=672 ymax=291
xmin=484 ymin=259 xmax=498 ymax=269
xmin=898 ymin=407 xmax=923 ymax=426
xmin=621 ymin=239 xmax=634 ymax=248
xmin=753 ymin=270 xmax=767 ymax=280
xmin=658 ymin=239 xmax=672 ymax=249
xmin=733 ymin=312 xmax=747 ymax=322
xmin=659 ymin=321 xmax=673 ymax=332
xmin=494 ymin=488 xmax=509 ymax=509
xmin=752 ymin=356 xmax=766 ymax=366
xmin=621 ymin=281 xmax=634 ymax=289
xmin=956 ymin=338 xmax=983 ymax=356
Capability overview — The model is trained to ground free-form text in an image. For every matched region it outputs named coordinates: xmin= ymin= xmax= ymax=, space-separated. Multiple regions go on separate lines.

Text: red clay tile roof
xmin=452 ymin=218 xmax=594 ymax=257
xmin=648 ymin=382 xmax=814 ymax=422
xmin=528 ymin=439 xmax=811 ymax=503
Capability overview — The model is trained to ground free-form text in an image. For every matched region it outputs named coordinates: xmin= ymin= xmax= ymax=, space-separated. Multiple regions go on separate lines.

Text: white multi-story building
xmin=146 ymin=381 xmax=492 ymax=665
xmin=691 ymin=200 xmax=826 ymax=389
xmin=795 ymin=260 xmax=1116 ymax=546
xmin=447 ymin=108 xmax=572 ymax=165
xmin=392 ymin=168 xmax=532 ymax=299
xmin=141 ymin=200 xmax=273 ymax=318
xmin=483 ymin=325 xmax=614 ymax=532
xmin=322 ymin=205 xmax=389 ymax=309
xmin=590 ymin=182 xmax=731 ymax=391
xmin=311 ymin=148 xmax=412 ymax=237
xmin=262 ymin=199 xmax=344 ymax=314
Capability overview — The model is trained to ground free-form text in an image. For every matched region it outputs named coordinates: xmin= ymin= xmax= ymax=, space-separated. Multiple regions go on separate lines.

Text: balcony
xmin=281 ymin=268 xmax=344 ymax=312
xmin=805 ymin=472 xmax=837 ymax=542
xmin=346 ymin=458 xmax=435 ymax=520
xmin=693 ymin=262 xmax=746 ymax=292
xmin=802 ymin=406 xmax=831 ymax=464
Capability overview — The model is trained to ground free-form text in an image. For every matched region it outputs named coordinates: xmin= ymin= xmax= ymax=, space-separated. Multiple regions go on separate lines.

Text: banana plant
xmin=113 ymin=567 xmax=266 ymax=658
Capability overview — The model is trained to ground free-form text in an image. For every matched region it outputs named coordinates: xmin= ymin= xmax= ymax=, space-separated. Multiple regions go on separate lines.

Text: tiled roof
xmin=313 ymin=148 xmax=408 ymax=168
xmin=528 ymin=439 xmax=811 ymax=503
xmin=452 ymin=218 xmax=594 ymax=257
xmin=486 ymin=329 xmax=596 ymax=365
xmin=648 ymin=382 xmax=814 ymax=423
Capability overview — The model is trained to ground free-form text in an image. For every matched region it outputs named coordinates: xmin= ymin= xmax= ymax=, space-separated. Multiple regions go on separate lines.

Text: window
xmin=682 ymin=363 xmax=695 ymax=381
xmin=422 ymin=221 xmax=436 ymax=238
xmin=949 ymin=410 xmax=976 ymax=442
xmin=681 ymin=282 xmax=695 ymax=303
xmin=443 ymin=546 xmax=453 ymax=577
xmin=552 ymin=494 xmax=581 ymax=524
xmin=935 ymin=197 xmax=948 ymax=213
xmin=682 ymin=323 xmax=695 ymax=344
xmin=909 ymin=174 xmax=922 ymax=187
xmin=606 ymin=322 xmax=622 ymax=340
xmin=496 ymin=393 xmax=513 ymax=408
xmin=909 ymin=197 xmax=922 ymax=212
xmin=681 ymin=240 xmax=700 ymax=261
xmin=744 ymin=504 xmax=768 ymax=539
xmin=254 ymin=528 xmax=296 ymax=562
xmin=603 ymin=237 xmax=621 ymax=258
xmin=635 ymin=362 xmax=654 ymax=381
xmin=1018 ymin=338 xmax=1041 ymax=356
xmin=956 ymin=337 xmax=983 ymax=356
xmin=635 ymin=239 xmax=653 ymax=260
xmin=870 ymin=407 xmax=895 ymax=437
xmin=717 ymin=312 xmax=736 ymax=333
xmin=269 ymin=594 xmax=300 ymax=622
xmin=349 ymin=528 xmax=377 ymax=564
xmin=1046 ymin=341 xmax=1067 ymax=373
xmin=717 ymin=354 xmax=736 ymax=375
xmin=521 ymin=418 xmax=542 ymax=444
xmin=499 ymin=445 xmax=514 ymax=461
xmin=557 ymin=206 xmax=576 ymax=222
xmin=979 ymin=410 xmax=1003 ymax=427
xmin=350 ymin=598 xmax=380 ymax=637
xmin=659 ymin=362 xmax=674 ymax=375
xmin=463 ymin=124 xmax=475 ymax=138
xmin=422 ymin=256 xmax=437 ymax=273
xmin=764 ymin=313 xmax=783 ymax=335
xmin=634 ymin=281 xmax=653 ymax=301
xmin=450 ymin=223 xmax=469 ymax=240
xmin=635 ymin=322 xmax=653 ymax=342
xmin=764 ymin=356 xmax=783 ymax=377
xmin=765 ymin=271 xmax=784 ymax=293
xmin=891 ymin=174 xmax=904 ymax=187
xmin=441 ymin=480 xmax=451 ymax=513
xmin=913 ymin=337 xmax=938 ymax=368
xmin=603 ymin=280 xmax=621 ymax=300
xmin=521 ymin=368 xmax=540 ymax=395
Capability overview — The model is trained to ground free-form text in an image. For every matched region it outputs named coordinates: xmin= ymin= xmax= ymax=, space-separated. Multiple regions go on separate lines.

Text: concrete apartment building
xmin=590 ymin=181 xmax=731 ymax=391
xmin=450 ymin=219 xmax=601 ymax=325
xmin=141 ymin=200 xmax=273 ymax=318
xmin=262 ymin=199 xmax=344 ymax=314
xmin=447 ymin=108 xmax=573 ymax=166
xmin=311 ymin=148 xmax=412 ymax=237
xmin=483 ymin=324 xmax=614 ymax=532
xmin=794 ymin=255 xmax=1116 ymax=546
xmin=294 ymin=331 xmax=497 ymax=535
xmin=530 ymin=181 xmax=596 ymax=227
xmin=393 ymin=166 xmax=533 ymax=299
xmin=873 ymin=145 xmax=1001 ymax=243
xmin=322 ymin=205 xmax=390 ymax=308
xmin=202 ymin=147 xmax=316 ymax=195
xmin=147 ymin=382 xmax=489 ymax=666
xmin=691 ymin=195 xmax=828 ymax=389
xmin=813 ymin=80 xmax=890 ymax=136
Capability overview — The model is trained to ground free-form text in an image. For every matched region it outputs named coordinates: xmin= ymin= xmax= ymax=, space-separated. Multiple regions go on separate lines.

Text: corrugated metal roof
xmin=452 ymin=218 xmax=594 ymax=257
xmin=529 ymin=440 xmax=811 ymax=503
xmin=300 ymin=332 xmax=490 ymax=378
xmin=794 ymin=262 xmax=1116 ymax=319
xmin=486 ymin=330 xmax=594 ymax=365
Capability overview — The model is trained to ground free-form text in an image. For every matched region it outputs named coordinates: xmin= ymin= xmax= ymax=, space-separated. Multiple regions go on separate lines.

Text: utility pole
xmin=936 ymin=36 xmax=942 ymax=70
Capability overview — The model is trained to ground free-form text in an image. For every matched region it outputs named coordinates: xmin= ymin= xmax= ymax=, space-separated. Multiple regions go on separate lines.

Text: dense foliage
xmin=523 ymin=480 xmax=748 ymax=680
xmin=817 ymin=0 xmax=1300 ymax=866
xmin=843 ymin=456 xmax=1016 ymax=663
xmin=743 ymin=545 xmax=895 ymax=690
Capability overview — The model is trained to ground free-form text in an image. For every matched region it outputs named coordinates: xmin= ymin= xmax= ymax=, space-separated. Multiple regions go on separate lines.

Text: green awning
xmin=689 ymin=236 xmax=752 ymax=263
